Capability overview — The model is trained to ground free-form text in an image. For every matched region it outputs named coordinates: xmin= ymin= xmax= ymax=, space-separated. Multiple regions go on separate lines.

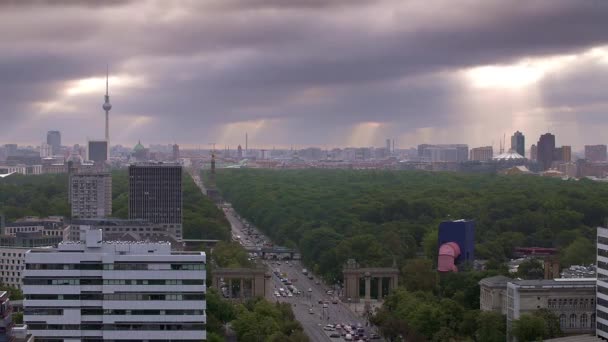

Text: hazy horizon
xmin=1 ymin=1 xmax=607 ymax=150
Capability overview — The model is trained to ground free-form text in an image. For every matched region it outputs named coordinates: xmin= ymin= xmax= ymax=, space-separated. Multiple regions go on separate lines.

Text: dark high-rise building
xmin=88 ymin=140 xmax=108 ymax=164
xmin=530 ymin=144 xmax=537 ymax=161
xmin=585 ymin=145 xmax=607 ymax=162
xmin=511 ymin=131 xmax=525 ymax=157
xmin=172 ymin=144 xmax=180 ymax=161
xmin=386 ymin=139 xmax=391 ymax=154
xmin=537 ymin=133 xmax=556 ymax=170
xmin=128 ymin=163 xmax=182 ymax=240
xmin=46 ymin=130 xmax=61 ymax=155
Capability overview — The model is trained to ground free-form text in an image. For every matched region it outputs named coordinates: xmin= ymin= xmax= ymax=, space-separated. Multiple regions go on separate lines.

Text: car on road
xmin=287 ymin=292 xmax=293 ymax=297
xmin=322 ymin=303 xmax=328 ymax=308
xmin=308 ymin=308 xmax=314 ymax=314
xmin=318 ymin=300 xmax=324 ymax=304
xmin=315 ymin=280 xmax=320 ymax=285
xmin=326 ymin=290 xmax=333 ymax=295
xmin=369 ymin=333 xmax=381 ymax=339
xmin=329 ymin=333 xmax=341 ymax=338
xmin=332 ymin=299 xmax=338 ymax=304
xmin=307 ymin=275 xmax=313 ymax=280
xmin=345 ymin=334 xmax=353 ymax=341
xmin=308 ymin=288 xmax=312 ymax=292
xmin=323 ymin=326 xmax=334 ymax=331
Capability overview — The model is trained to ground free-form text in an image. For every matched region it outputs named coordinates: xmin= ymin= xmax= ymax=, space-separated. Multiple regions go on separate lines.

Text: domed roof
xmin=67 ymin=153 xmax=84 ymax=164
xmin=493 ymin=149 xmax=525 ymax=161
xmin=133 ymin=140 xmax=145 ymax=152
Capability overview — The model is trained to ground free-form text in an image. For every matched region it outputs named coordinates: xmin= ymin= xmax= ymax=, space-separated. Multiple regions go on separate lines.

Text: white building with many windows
xmin=597 ymin=227 xmax=608 ymax=339
xmin=23 ymin=229 xmax=206 ymax=342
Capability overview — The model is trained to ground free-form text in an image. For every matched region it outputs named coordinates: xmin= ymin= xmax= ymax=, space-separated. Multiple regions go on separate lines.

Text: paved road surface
xmin=225 ymin=206 xmax=380 ymax=341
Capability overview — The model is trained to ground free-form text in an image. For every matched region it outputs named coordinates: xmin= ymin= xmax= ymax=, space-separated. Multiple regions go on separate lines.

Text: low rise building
xmin=2 ymin=216 xmax=66 ymax=238
xmin=479 ymin=276 xmax=597 ymax=340
xmin=67 ymin=218 xmax=181 ymax=247
xmin=479 ymin=275 xmax=510 ymax=315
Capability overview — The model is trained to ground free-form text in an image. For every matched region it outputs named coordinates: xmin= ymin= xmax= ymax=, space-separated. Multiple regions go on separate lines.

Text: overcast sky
xmin=1 ymin=0 xmax=607 ymax=150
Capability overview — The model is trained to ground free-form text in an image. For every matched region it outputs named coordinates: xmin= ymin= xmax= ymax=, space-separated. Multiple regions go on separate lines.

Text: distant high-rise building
xmin=530 ymin=144 xmax=537 ymax=161
xmin=237 ymin=145 xmax=243 ymax=159
xmin=23 ymin=229 xmax=206 ymax=342
xmin=537 ymin=133 xmax=555 ymax=170
xmin=418 ymin=144 xmax=468 ymax=162
xmin=585 ymin=145 xmax=607 ymax=162
xmin=553 ymin=145 xmax=571 ymax=163
xmin=39 ymin=143 xmax=52 ymax=158
xmin=87 ymin=140 xmax=108 ymax=164
xmin=70 ymin=172 xmax=112 ymax=219
xmin=172 ymin=144 xmax=180 ymax=161
xmin=470 ymin=146 xmax=493 ymax=161
xmin=386 ymin=139 xmax=391 ymax=154
xmin=46 ymin=130 xmax=61 ymax=155
xmin=129 ymin=163 xmax=182 ymax=240
xmin=511 ymin=131 xmax=525 ymax=158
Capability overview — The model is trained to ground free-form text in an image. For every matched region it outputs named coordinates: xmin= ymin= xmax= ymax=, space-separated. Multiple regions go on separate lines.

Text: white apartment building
xmin=23 ymin=229 xmax=206 ymax=342
xmin=70 ymin=172 xmax=112 ymax=219
xmin=597 ymin=227 xmax=608 ymax=339
xmin=0 ymin=248 xmax=27 ymax=289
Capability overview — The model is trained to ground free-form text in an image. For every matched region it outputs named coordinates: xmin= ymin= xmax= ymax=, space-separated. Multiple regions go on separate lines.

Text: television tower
xmin=102 ymin=66 xmax=112 ymax=160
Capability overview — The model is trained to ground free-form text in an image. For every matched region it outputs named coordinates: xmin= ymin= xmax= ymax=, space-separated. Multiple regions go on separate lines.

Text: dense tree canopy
xmin=0 ymin=170 xmax=230 ymax=240
xmin=0 ymin=173 xmax=70 ymax=220
xmin=215 ymin=169 xmax=607 ymax=280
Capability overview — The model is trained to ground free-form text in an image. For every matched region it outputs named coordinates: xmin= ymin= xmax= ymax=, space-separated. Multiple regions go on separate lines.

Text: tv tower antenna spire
xmin=102 ymin=65 xmax=112 ymax=161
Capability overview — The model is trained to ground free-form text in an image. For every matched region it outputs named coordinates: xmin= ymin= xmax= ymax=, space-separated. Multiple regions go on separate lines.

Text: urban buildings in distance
xmin=128 ymin=163 xmax=183 ymax=240
xmin=87 ymin=140 xmax=108 ymax=164
xmin=511 ymin=131 xmax=525 ymax=158
xmin=470 ymin=146 xmax=493 ymax=161
xmin=418 ymin=144 xmax=469 ymax=163
xmin=46 ymin=130 xmax=61 ymax=155
xmin=23 ymin=229 xmax=206 ymax=341
xmin=585 ymin=145 xmax=607 ymax=162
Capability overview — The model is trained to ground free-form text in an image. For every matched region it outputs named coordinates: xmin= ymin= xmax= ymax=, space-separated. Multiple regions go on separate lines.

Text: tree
xmin=0 ymin=285 xmax=23 ymax=300
xmin=517 ymin=258 xmax=545 ymax=280
xmin=561 ymin=237 xmax=595 ymax=267
xmin=512 ymin=314 xmax=546 ymax=342
xmin=476 ymin=311 xmax=506 ymax=342
xmin=533 ymin=308 xmax=562 ymax=339
xmin=12 ymin=312 xmax=23 ymax=324
xmin=401 ymin=259 xmax=437 ymax=292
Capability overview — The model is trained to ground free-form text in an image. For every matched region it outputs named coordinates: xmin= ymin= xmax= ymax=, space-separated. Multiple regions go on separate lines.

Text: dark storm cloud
xmin=1 ymin=0 xmax=608 ymax=146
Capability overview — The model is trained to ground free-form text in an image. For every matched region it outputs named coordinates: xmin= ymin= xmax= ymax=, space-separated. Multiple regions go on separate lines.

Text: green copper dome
xmin=133 ymin=140 xmax=145 ymax=152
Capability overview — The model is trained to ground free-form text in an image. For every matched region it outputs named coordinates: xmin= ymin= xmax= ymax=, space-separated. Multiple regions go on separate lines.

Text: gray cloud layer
xmin=1 ymin=0 xmax=607 ymax=148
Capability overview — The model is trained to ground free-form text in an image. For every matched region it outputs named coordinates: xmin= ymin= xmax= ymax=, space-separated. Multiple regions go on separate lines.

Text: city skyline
xmin=1 ymin=1 xmax=608 ymax=149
